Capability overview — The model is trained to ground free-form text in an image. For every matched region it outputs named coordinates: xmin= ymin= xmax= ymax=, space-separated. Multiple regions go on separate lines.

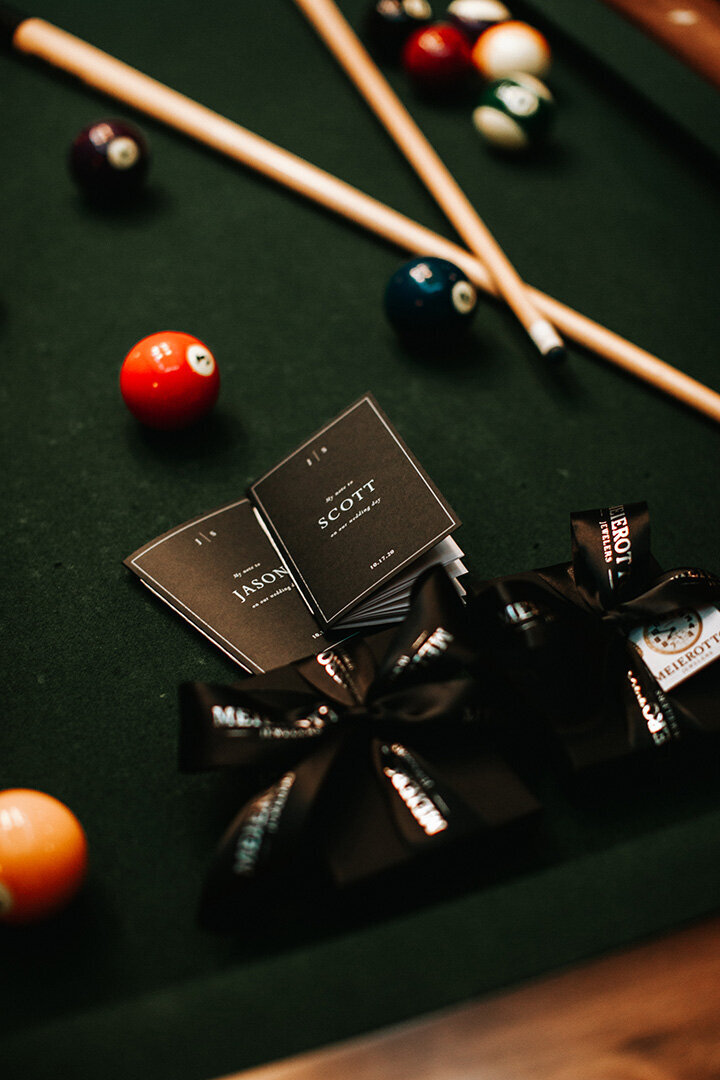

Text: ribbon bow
xmin=180 ymin=568 xmax=537 ymax=929
xmin=469 ymin=503 xmax=720 ymax=770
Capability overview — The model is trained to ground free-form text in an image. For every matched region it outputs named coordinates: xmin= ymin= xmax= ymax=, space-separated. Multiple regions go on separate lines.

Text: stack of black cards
xmin=125 ymin=395 xmax=465 ymax=672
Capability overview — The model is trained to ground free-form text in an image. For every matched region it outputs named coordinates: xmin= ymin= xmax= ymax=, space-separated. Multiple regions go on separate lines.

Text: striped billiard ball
xmin=472 ymin=73 xmax=554 ymax=150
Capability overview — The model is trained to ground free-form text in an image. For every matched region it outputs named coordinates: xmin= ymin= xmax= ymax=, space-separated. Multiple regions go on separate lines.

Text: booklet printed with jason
xmin=124 ymin=498 xmax=338 ymax=674
xmin=125 ymin=394 xmax=464 ymax=672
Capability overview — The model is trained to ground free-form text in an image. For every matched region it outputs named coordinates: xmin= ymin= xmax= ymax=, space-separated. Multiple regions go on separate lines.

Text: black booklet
xmin=125 ymin=394 xmax=464 ymax=673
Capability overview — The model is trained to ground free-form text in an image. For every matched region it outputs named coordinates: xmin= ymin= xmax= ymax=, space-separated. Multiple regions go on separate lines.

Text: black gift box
xmin=179 ymin=568 xmax=540 ymax=931
xmin=469 ymin=502 xmax=720 ymax=773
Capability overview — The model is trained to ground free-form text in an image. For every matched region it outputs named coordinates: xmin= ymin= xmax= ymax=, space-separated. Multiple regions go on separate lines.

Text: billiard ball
xmin=471 ymin=20 xmax=551 ymax=80
xmin=365 ymin=0 xmax=434 ymax=61
xmin=402 ymin=22 xmax=473 ymax=93
xmin=472 ymin=73 xmax=554 ymax=150
xmin=120 ymin=331 xmax=220 ymax=430
xmin=0 ymin=789 xmax=88 ymax=925
xmin=69 ymin=119 xmax=150 ymax=201
xmin=384 ymin=256 xmax=477 ymax=342
xmin=446 ymin=0 xmax=511 ymax=42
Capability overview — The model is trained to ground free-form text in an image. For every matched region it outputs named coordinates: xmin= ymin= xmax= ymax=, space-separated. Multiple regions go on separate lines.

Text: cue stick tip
xmin=528 ymin=318 xmax=566 ymax=361
xmin=544 ymin=345 xmax=567 ymax=363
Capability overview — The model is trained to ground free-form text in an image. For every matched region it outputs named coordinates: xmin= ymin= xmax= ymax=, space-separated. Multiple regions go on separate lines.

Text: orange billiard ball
xmin=120 ymin=330 xmax=220 ymax=430
xmin=0 ymin=789 xmax=88 ymax=925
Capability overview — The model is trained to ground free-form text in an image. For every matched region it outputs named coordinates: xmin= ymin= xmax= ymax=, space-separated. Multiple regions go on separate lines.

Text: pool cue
xmin=293 ymin=0 xmax=565 ymax=362
xmin=3 ymin=12 xmax=720 ymax=423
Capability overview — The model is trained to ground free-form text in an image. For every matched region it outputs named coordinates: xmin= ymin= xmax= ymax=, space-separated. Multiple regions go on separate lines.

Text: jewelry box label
xmin=629 ymin=605 xmax=720 ymax=691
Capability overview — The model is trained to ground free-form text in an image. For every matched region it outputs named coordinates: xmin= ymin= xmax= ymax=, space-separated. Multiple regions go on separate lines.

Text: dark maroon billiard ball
xmin=402 ymin=22 xmax=473 ymax=94
xmin=69 ymin=119 xmax=150 ymax=202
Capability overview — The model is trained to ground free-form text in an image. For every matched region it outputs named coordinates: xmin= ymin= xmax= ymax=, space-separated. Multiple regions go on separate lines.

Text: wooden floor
xmin=601 ymin=0 xmax=720 ymax=89
xmin=223 ymin=916 xmax=720 ymax=1080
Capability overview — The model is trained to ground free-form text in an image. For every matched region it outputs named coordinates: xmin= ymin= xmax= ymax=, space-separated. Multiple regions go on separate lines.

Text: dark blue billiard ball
xmin=384 ymin=257 xmax=478 ymax=342
xmin=69 ymin=119 xmax=150 ymax=202
xmin=365 ymin=0 xmax=434 ymax=61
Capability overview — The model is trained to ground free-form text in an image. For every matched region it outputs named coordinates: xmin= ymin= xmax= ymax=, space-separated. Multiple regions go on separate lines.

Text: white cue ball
xmin=471 ymin=20 xmax=552 ymax=79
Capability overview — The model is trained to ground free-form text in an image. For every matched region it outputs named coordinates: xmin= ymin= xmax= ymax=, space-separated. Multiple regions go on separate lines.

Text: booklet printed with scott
xmin=125 ymin=394 xmax=465 ymax=673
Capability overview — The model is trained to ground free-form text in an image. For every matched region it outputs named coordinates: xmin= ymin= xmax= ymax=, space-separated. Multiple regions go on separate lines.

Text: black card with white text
xmin=124 ymin=499 xmax=337 ymax=673
xmin=250 ymin=395 xmax=462 ymax=629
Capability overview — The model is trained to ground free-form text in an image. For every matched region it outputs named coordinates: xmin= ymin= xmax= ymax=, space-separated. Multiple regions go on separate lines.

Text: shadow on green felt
xmin=0 ymin=878 xmax=121 ymax=1032
xmin=70 ymin=183 xmax=172 ymax=225
xmin=123 ymin=407 xmax=245 ymax=466
xmin=388 ymin=325 xmax=503 ymax=380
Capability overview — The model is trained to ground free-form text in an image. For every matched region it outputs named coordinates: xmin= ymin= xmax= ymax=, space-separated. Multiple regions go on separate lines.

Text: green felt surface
xmin=2 ymin=1 xmax=720 ymax=1077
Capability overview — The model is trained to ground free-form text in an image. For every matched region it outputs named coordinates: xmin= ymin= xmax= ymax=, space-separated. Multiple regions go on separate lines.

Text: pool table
xmin=2 ymin=1 xmax=719 ymax=1077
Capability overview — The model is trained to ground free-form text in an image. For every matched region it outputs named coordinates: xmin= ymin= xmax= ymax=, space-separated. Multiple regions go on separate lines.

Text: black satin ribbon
xmin=470 ymin=503 xmax=720 ymax=767
xmin=180 ymin=567 xmax=503 ymax=928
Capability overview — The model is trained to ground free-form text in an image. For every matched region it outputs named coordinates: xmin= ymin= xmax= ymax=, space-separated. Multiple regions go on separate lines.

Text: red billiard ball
xmin=120 ymin=331 xmax=220 ymax=430
xmin=402 ymin=22 xmax=473 ymax=93
xmin=69 ymin=119 xmax=150 ymax=202
xmin=0 ymin=789 xmax=88 ymax=926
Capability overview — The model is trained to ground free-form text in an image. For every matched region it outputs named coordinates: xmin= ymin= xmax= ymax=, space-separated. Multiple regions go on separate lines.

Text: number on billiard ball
xmin=384 ymin=256 xmax=478 ymax=342
xmin=365 ymin=0 xmax=434 ymax=61
xmin=120 ymin=331 xmax=220 ymax=430
xmin=473 ymin=73 xmax=554 ymax=151
xmin=69 ymin=119 xmax=150 ymax=202
xmin=0 ymin=789 xmax=88 ymax=925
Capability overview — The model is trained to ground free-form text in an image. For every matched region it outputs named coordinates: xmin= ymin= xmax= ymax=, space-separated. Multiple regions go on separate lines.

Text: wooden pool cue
xmin=293 ymin=0 xmax=565 ymax=362
xmin=3 ymin=9 xmax=720 ymax=424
